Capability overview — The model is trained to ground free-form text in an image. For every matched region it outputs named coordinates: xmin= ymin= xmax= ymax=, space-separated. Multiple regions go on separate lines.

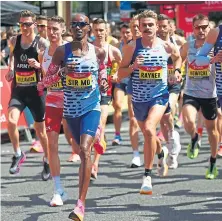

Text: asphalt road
xmin=1 ymin=120 xmax=222 ymax=221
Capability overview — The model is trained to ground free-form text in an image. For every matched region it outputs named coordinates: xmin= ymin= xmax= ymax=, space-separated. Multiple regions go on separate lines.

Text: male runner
xmin=41 ymin=13 xmax=108 ymax=221
xmin=37 ymin=15 xmax=48 ymax=39
xmin=112 ymin=23 xmax=133 ymax=145
xmin=180 ymin=14 xmax=219 ymax=179
xmin=118 ymin=10 xmax=181 ymax=194
xmin=5 ymin=10 xmax=49 ymax=177
xmin=91 ymin=18 xmax=122 ymax=179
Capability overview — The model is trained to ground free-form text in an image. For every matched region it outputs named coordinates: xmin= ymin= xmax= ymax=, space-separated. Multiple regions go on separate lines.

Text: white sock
xmin=133 ymin=150 xmax=140 ymax=157
xmin=15 ymin=148 xmax=21 ymax=157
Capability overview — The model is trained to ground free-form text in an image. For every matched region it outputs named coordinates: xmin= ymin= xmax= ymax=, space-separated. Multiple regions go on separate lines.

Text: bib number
xmin=48 ymin=79 xmax=63 ymax=92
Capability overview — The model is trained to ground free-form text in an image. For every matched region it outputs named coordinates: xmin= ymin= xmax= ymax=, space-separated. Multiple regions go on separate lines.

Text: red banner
xmin=1 ymin=67 xmax=28 ymax=131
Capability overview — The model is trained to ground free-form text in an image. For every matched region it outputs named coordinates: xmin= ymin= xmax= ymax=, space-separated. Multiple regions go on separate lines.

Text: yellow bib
xmin=48 ymin=79 xmax=63 ymax=91
xmin=16 ymin=71 xmax=37 ymax=86
xmin=188 ymin=63 xmax=210 ymax=78
xmin=66 ymin=72 xmax=92 ymax=89
xmin=167 ymin=64 xmax=174 ymax=76
xmin=139 ymin=66 xmax=163 ymax=80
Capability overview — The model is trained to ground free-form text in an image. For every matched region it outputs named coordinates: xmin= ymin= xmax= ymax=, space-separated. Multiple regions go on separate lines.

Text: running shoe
xmin=130 ymin=156 xmax=141 ymax=168
xmin=167 ymin=154 xmax=178 ymax=169
xmin=157 ymin=146 xmax=169 ymax=177
xmin=140 ymin=176 xmax=152 ymax=195
xmin=112 ymin=135 xmax=122 ymax=146
xmin=41 ymin=158 xmax=50 ymax=181
xmin=30 ymin=140 xmax=44 ymax=153
xmin=175 ymin=119 xmax=183 ymax=129
xmin=187 ymin=135 xmax=201 ymax=159
xmin=205 ymin=162 xmax=218 ymax=180
xmin=50 ymin=191 xmax=68 ymax=207
xmin=91 ymin=164 xmax=98 ymax=180
xmin=217 ymin=146 xmax=222 ymax=157
xmin=67 ymin=153 xmax=80 ymax=162
xmin=9 ymin=151 xmax=26 ymax=174
xmin=68 ymin=199 xmax=85 ymax=221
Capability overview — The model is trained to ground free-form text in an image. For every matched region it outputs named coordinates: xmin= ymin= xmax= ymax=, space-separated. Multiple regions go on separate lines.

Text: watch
xmin=174 ymin=68 xmax=181 ymax=74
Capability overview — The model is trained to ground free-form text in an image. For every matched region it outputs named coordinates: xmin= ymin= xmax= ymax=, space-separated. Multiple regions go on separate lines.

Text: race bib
xmin=15 ymin=71 xmax=37 ymax=86
xmin=188 ymin=63 xmax=210 ymax=78
xmin=139 ymin=66 xmax=163 ymax=82
xmin=167 ymin=64 xmax=174 ymax=76
xmin=48 ymin=79 xmax=63 ymax=92
xmin=181 ymin=64 xmax=186 ymax=77
xmin=66 ymin=72 xmax=92 ymax=90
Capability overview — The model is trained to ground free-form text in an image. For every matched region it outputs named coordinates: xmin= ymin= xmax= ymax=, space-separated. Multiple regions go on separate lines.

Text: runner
xmin=40 ymin=13 xmax=108 ymax=221
xmin=37 ymin=15 xmax=48 ymax=39
xmin=180 ymin=14 xmax=219 ymax=179
xmin=118 ymin=10 xmax=182 ymax=194
xmin=126 ymin=15 xmax=142 ymax=168
xmin=5 ymin=10 xmax=49 ymax=176
xmin=194 ymin=18 xmax=222 ymax=157
xmin=91 ymin=18 xmax=122 ymax=179
xmin=112 ymin=23 xmax=133 ymax=146
xmin=157 ymin=14 xmax=182 ymax=169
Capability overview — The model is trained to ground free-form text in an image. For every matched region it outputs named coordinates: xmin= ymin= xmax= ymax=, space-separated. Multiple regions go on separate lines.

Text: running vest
xmin=63 ymin=42 xmax=100 ymax=118
xmin=131 ymin=38 xmax=169 ymax=102
xmin=214 ymin=25 xmax=222 ymax=96
xmin=167 ymin=37 xmax=175 ymax=76
xmin=184 ymin=39 xmax=216 ymax=98
xmin=42 ymin=47 xmax=64 ymax=108
xmin=13 ymin=35 xmax=40 ymax=87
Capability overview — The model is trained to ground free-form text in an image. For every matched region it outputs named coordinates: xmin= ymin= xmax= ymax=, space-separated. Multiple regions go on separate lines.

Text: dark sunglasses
xmin=71 ymin=22 xmax=89 ymax=28
xmin=194 ymin=25 xmax=209 ymax=31
xmin=19 ymin=22 xmax=34 ymax=27
xmin=37 ymin=24 xmax=47 ymax=28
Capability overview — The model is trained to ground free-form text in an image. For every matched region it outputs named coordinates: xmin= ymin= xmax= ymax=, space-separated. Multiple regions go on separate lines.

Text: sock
xmin=158 ymin=150 xmax=164 ymax=159
xmin=115 ymin=132 xmax=120 ymax=136
xmin=133 ymin=150 xmax=140 ymax=157
xmin=53 ymin=176 xmax=63 ymax=194
xmin=144 ymin=169 xmax=152 ymax=177
xmin=197 ymin=128 xmax=203 ymax=137
xmin=191 ymin=133 xmax=198 ymax=149
xmin=210 ymin=156 xmax=216 ymax=164
xmin=15 ymin=148 xmax=21 ymax=157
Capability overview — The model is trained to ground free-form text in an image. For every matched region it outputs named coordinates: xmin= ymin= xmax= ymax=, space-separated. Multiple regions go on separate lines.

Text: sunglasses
xmin=19 ymin=22 xmax=34 ymax=27
xmin=37 ymin=24 xmax=47 ymax=28
xmin=194 ymin=25 xmax=209 ymax=31
xmin=71 ymin=22 xmax=89 ymax=28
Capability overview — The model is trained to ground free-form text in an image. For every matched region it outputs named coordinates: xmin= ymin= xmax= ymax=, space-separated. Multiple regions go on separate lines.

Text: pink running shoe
xmin=30 ymin=140 xmax=44 ymax=153
xmin=67 ymin=153 xmax=80 ymax=162
xmin=68 ymin=199 xmax=85 ymax=221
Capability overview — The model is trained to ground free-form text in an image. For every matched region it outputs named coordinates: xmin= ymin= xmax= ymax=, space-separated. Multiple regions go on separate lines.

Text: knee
xmin=7 ymin=119 xmax=17 ymax=128
xmin=143 ymin=125 xmax=156 ymax=138
xmin=79 ymin=145 xmax=91 ymax=160
xmin=130 ymin=117 xmax=138 ymax=129
xmin=35 ymin=127 xmax=47 ymax=138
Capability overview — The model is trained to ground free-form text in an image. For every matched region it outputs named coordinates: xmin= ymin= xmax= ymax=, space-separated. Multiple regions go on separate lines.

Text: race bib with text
xmin=188 ymin=63 xmax=210 ymax=78
xmin=48 ymin=79 xmax=63 ymax=92
xmin=139 ymin=66 xmax=163 ymax=83
xmin=66 ymin=72 xmax=92 ymax=91
xmin=15 ymin=71 xmax=37 ymax=86
xmin=167 ymin=64 xmax=174 ymax=76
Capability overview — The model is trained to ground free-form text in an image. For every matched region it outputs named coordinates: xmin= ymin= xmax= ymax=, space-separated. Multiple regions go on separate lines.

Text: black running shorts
xmin=183 ymin=94 xmax=218 ymax=120
xmin=8 ymin=87 xmax=46 ymax=122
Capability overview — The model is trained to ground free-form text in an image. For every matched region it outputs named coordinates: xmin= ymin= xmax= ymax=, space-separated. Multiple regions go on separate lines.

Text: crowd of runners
xmin=4 ymin=9 xmax=222 ymax=221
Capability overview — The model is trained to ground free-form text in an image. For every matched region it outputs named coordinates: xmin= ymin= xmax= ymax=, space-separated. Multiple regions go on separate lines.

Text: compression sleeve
xmin=43 ymin=62 xmax=61 ymax=87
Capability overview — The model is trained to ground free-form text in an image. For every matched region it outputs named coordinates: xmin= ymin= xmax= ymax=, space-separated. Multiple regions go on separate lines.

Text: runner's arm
xmin=118 ymin=43 xmax=135 ymax=79
xmin=180 ymin=42 xmax=189 ymax=63
xmin=169 ymin=43 xmax=182 ymax=70
xmin=8 ymin=36 xmax=16 ymax=71
xmin=42 ymin=46 xmax=64 ymax=87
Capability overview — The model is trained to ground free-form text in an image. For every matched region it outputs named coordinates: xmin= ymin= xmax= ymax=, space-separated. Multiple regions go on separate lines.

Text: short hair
xmin=192 ymin=14 xmax=209 ymax=25
xmin=209 ymin=21 xmax=216 ymax=28
xmin=48 ymin=16 xmax=65 ymax=25
xmin=138 ymin=10 xmax=157 ymax=21
xmin=6 ymin=30 xmax=16 ymax=40
xmin=93 ymin=18 xmax=107 ymax=27
xmin=175 ymin=28 xmax=185 ymax=37
xmin=120 ymin=23 xmax=130 ymax=30
xmin=169 ymin=19 xmax=175 ymax=25
xmin=218 ymin=20 xmax=222 ymax=26
xmin=37 ymin=15 xmax=48 ymax=21
xmin=158 ymin=14 xmax=170 ymax=22
xmin=20 ymin=10 xmax=36 ymax=22
xmin=130 ymin=15 xmax=139 ymax=27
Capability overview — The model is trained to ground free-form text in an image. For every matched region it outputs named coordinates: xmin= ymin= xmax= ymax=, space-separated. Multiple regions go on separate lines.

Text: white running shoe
xmin=167 ymin=154 xmax=178 ymax=169
xmin=157 ymin=146 xmax=169 ymax=177
xmin=131 ymin=156 xmax=141 ymax=168
xmin=140 ymin=176 xmax=152 ymax=195
xmin=50 ymin=191 xmax=68 ymax=207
